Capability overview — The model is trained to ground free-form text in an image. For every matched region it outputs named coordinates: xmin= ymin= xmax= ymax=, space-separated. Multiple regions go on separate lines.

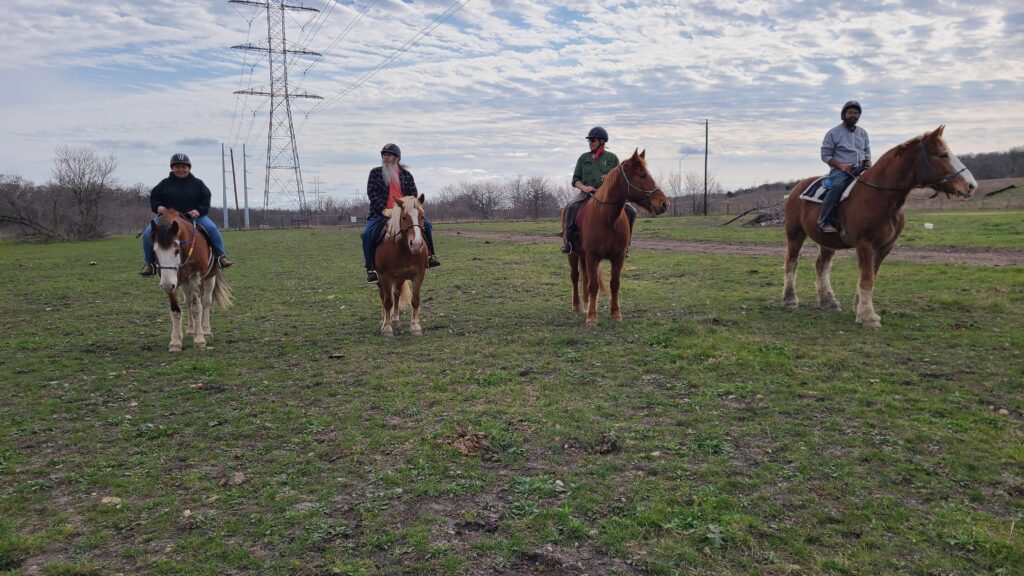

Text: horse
xmin=149 ymin=210 xmax=233 ymax=351
xmin=562 ymin=149 xmax=670 ymax=326
xmin=782 ymin=125 xmax=977 ymax=327
xmin=374 ymin=195 xmax=429 ymax=336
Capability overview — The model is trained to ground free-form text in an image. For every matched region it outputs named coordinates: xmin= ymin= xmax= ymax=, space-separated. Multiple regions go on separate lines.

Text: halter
xmin=856 ymin=137 xmax=968 ymax=196
xmin=154 ymin=218 xmax=197 ymax=273
xmin=588 ymin=162 xmax=662 ymax=205
xmin=387 ymin=224 xmax=424 ymax=240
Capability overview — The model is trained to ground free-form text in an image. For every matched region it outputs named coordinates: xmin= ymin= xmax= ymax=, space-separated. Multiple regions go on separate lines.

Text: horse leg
xmin=782 ymin=224 xmax=806 ymax=309
xmin=168 ymin=291 xmax=183 ymax=353
xmin=584 ymin=257 xmax=601 ymax=326
xmin=815 ymin=247 xmax=841 ymax=311
xmin=201 ymin=276 xmax=215 ymax=337
xmin=378 ymin=279 xmax=394 ymax=337
xmin=569 ymin=253 xmax=582 ymax=313
xmin=189 ymin=277 xmax=207 ymax=348
xmin=609 ymin=255 xmax=624 ymax=321
xmin=410 ymin=276 xmax=424 ymax=336
xmin=854 ymin=245 xmax=882 ymax=327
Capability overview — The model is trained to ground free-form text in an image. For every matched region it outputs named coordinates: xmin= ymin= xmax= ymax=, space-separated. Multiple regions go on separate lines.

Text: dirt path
xmin=443 ymin=230 xmax=1024 ymax=267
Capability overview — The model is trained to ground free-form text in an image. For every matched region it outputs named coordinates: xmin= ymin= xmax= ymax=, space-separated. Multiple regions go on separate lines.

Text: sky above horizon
xmin=2 ymin=0 xmax=1022 ymax=208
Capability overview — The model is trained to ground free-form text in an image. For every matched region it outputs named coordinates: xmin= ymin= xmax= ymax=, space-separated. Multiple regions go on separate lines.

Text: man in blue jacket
xmin=139 ymin=153 xmax=233 ymax=276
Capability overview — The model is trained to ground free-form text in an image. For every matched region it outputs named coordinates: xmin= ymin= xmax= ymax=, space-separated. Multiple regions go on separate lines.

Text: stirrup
xmin=560 ymin=241 xmax=572 ymax=254
xmin=139 ymin=263 xmax=155 ymax=277
xmin=366 ymin=270 xmax=379 ymax=283
xmin=818 ymin=222 xmax=838 ymax=234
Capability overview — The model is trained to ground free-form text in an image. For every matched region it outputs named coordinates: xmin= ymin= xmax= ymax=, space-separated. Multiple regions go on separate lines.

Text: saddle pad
xmin=799 ymin=177 xmax=855 ymax=204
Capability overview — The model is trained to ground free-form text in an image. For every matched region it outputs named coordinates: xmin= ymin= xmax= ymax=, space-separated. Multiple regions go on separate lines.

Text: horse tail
xmin=212 ymin=269 xmax=233 ymax=310
xmin=597 ymin=267 xmax=609 ymax=296
xmin=397 ymin=280 xmax=413 ymax=311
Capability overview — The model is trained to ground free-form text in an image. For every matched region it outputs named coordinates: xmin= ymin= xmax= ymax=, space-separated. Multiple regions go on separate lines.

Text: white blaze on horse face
xmin=155 ymin=245 xmax=179 ymax=292
xmin=408 ymin=204 xmax=424 ymax=252
xmin=948 ymin=150 xmax=977 ymax=193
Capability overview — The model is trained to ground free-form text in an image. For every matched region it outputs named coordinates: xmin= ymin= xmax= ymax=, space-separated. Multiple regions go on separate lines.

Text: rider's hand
xmin=188 ymin=210 xmax=200 ymax=218
xmin=157 ymin=206 xmax=168 ymax=215
xmin=584 ymin=185 xmax=596 ymax=193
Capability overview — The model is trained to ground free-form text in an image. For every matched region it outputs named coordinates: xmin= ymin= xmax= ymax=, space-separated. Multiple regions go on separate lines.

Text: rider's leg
xmin=423 ymin=218 xmax=440 ymax=267
xmin=818 ymin=169 xmax=851 ymax=233
xmin=195 ymin=215 xmax=227 ymax=257
xmin=140 ymin=221 xmax=156 ymax=276
xmin=561 ymin=193 xmax=587 ymax=253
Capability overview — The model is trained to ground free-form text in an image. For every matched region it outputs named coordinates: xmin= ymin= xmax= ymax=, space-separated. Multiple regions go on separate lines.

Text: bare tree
xmin=0 ymin=175 xmax=62 ymax=240
xmin=51 ymin=146 xmax=118 ymax=239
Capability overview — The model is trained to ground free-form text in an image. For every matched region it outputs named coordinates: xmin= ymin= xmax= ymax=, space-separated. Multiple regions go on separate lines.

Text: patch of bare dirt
xmin=444 ymin=231 xmax=1024 ymax=267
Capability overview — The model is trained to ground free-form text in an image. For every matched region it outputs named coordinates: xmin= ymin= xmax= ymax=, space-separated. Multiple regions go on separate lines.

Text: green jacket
xmin=572 ymin=149 xmax=620 ymax=189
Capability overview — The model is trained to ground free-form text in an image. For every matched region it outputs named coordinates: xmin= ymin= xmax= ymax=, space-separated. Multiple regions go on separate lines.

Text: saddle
xmin=799 ymin=177 xmax=855 ymax=204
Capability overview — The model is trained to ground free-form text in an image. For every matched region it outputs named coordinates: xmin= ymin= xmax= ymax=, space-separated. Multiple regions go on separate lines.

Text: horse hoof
xmin=169 ymin=345 xmax=182 ymax=353
xmin=381 ymin=329 xmax=394 ymax=337
xmin=195 ymin=341 xmax=207 ymax=349
xmin=858 ymin=315 xmax=882 ymax=328
xmin=610 ymin=313 xmax=623 ymax=321
xmin=821 ymin=301 xmax=841 ymax=312
xmin=410 ymin=327 xmax=423 ymax=336
xmin=585 ymin=318 xmax=598 ymax=327
xmin=783 ymin=300 xmax=799 ymax=310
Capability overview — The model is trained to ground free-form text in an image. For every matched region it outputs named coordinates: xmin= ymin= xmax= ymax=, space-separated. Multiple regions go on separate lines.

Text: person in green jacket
xmin=560 ymin=126 xmax=635 ymax=254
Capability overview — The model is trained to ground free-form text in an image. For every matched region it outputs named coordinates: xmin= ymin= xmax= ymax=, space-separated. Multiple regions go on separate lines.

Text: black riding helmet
xmin=586 ymin=127 xmax=609 ymax=142
xmin=170 ymin=153 xmax=191 ymax=166
xmin=380 ymin=143 xmax=401 ymax=159
xmin=841 ymin=100 xmax=862 ymax=118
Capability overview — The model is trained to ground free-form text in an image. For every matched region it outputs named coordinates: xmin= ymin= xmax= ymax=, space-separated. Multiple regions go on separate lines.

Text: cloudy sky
xmin=2 ymin=0 xmax=1022 ymax=208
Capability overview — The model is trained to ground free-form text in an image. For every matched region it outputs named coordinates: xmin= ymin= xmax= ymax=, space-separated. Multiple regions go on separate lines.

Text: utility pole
xmin=703 ymin=119 xmax=709 ymax=216
xmin=230 ymin=0 xmax=322 ymax=224
xmin=242 ymin=143 xmax=250 ymax=229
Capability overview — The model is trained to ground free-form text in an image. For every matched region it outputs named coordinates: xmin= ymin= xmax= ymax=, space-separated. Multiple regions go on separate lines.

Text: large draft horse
xmin=563 ymin=149 xmax=669 ymax=326
xmin=374 ymin=195 xmax=429 ymax=336
xmin=150 ymin=210 xmax=233 ymax=351
xmin=783 ymin=126 xmax=976 ymax=327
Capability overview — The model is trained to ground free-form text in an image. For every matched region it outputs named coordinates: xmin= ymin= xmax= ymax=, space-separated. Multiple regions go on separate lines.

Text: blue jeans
xmin=361 ymin=214 xmax=435 ymax=270
xmin=143 ymin=214 xmax=227 ymax=263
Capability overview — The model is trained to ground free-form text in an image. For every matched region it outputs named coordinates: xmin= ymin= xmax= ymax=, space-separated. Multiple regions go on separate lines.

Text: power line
xmin=302 ymin=0 xmax=472 ymax=121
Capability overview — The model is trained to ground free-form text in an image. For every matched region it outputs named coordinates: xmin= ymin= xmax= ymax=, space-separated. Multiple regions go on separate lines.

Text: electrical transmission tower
xmin=230 ymin=0 xmax=322 ymax=218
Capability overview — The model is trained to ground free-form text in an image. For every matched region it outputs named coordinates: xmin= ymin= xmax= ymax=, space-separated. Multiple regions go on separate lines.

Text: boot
xmin=218 ymin=256 xmax=234 ymax=269
xmin=139 ymin=262 xmax=155 ymax=276
xmin=427 ymin=254 xmax=441 ymax=268
xmin=560 ymin=240 xmax=572 ymax=254
xmin=366 ymin=269 xmax=379 ymax=283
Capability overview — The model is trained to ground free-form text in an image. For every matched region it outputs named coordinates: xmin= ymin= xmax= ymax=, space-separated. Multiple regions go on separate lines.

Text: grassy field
xmin=1 ymin=218 xmax=1022 ymax=575
xmin=441 ymin=210 xmax=1024 ymax=250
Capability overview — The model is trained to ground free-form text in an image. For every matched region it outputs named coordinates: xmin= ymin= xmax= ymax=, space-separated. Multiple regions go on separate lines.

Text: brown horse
xmin=150 ymin=210 xmax=232 ymax=351
xmin=374 ymin=195 xmax=429 ymax=336
xmin=563 ymin=149 xmax=670 ymax=326
xmin=783 ymin=126 xmax=976 ymax=327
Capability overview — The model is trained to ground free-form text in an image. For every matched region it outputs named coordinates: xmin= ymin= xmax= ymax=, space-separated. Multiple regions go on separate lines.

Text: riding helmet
xmin=586 ymin=126 xmax=609 ymax=142
xmin=170 ymin=153 xmax=191 ymax=167
xmin=840 ymin=100 xmax=862 ymax=118
xmin=380 ymin=143 xmax=401 ymax=159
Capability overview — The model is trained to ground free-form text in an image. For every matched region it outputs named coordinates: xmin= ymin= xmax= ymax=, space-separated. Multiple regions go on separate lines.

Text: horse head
xmin=150 ymin=210 xmax=193 ymax=293
xmin=621 ymin=149 xmax=669 ymax=215
xmin=900 ymin=126 xmax=977 ymax=199
xmin=387 ymin=195 xmax=427 ymax=255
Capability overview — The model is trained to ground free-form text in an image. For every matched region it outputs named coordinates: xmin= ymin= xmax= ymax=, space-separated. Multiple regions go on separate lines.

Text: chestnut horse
xmin=562 ymin=149 xmax=670 ymax=326
xmin=783 ymin=126 xmax=976 ymax=327
xmin=150 ymin=210 xmax=232 ymax=351
xmin=374 ymin=195 xmax=429 ymax=336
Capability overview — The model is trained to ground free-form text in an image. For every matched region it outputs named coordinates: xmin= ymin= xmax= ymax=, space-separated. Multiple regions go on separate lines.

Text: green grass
xmin=1 ymin=224 xmax=1022 ymax=575
xmin=441 ymin=209 xmax=1024 ymax=250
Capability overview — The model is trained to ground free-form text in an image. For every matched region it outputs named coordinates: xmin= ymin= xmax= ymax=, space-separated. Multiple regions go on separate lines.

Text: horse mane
xmin=153 ymin=209 xmax=183 ymax=248
xmin=386 ymin=197 xmax=417 ymax=237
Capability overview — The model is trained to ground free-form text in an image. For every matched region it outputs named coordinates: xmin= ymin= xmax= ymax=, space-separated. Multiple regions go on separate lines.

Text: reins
xmin=855 ymin=137 xmax=968 ymax=197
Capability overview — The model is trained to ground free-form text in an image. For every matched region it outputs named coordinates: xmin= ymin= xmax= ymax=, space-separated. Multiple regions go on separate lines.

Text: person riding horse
xmin=140 ymin=153 xmax=233 ymax=276
xmin=819 ymin=101 xmax=872 ymax=233
xmin=560 ymin=127 xmax=637 ymax=254
xmin=361 ymin=144 xmax=440 ymax=283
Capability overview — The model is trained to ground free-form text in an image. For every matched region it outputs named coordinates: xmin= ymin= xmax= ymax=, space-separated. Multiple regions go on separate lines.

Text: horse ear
xmin=640 ymin=149 xmax=646 ymax=159
xmin=631 ymin=148 xmax=640 ymax=160
xmin=419 ymin=193 xmax=425 ymax=204
xmin=934 ymin=125 xmax=945 ymax=137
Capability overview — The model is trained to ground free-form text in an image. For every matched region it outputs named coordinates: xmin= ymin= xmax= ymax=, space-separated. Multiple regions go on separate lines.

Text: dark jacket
xmin=150 ymin=173 xmax=212 ymax=216
xmin=366 ymin=166 xmax=419 ymax=218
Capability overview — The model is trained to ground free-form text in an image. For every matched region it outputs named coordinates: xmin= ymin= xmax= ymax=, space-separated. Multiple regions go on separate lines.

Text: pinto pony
xmin=783 ymin=126 xmax=976 ymax=327
xmin=562 ymin=149 xmax=669 ymax=326
xmin=149 ymin=210 xmax=232 ymax=351
xmin=374 ymin=195 xmax=429 ymax=336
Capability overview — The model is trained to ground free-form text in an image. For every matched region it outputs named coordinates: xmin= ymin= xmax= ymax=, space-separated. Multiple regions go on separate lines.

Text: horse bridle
xmin=588 ymin=162 xmax=662 ymax=205
xmin=857 ymin=137 xmax=968 ymax=197
xmin=154 ymin=219 xmax=197 ymax=273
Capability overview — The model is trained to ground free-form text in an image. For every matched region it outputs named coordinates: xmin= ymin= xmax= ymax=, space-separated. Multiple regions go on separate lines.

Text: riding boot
xmin=218 ymin=256 xmax=234 ymax=269
xmin=427 ymin=254 xmax=441 ymax=268
xmin=139 ymin=262 xmax=155 ymax=277
xmin=817 ymin=188 xmax=841 ymax=233
xmin=366 ymin=269 xmax=379 ymax=283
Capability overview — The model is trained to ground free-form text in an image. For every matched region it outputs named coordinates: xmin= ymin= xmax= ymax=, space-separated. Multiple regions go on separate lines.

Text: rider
xmin=560 ymin=126 xmax=636 ymax=254
xmin=818 ymin=100 xmax=872 ymax=233
xmin=139 ymin=153 xmax=233 ymax=276
xmin=361 ymin=143 xmax=440 ymax=283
